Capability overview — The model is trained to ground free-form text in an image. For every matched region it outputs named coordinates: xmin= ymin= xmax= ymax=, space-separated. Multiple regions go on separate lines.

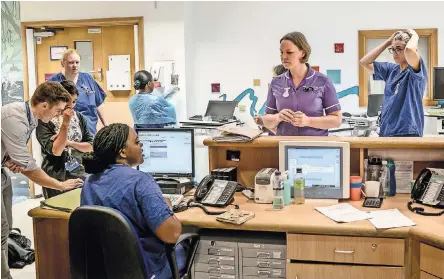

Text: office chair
xmin=69 ymin=206 xmax=199 ymax=279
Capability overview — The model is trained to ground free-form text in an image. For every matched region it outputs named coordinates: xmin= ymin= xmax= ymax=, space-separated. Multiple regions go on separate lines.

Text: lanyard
xmin=25 ymin=101 xmax=32 ymax=126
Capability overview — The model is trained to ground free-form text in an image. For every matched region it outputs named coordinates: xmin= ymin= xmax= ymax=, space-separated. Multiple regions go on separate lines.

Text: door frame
xmin=21 ymin=16 xmax=144 ymax=101
xmin=20 ymin=17 xmax=144 ymax=198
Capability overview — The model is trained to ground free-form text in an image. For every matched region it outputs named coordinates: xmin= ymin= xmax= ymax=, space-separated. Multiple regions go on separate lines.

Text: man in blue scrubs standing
xmin=360 ymin=29 xmax=427 ymax=137
xmin=48 ymin=49 xmax=107 ymax=135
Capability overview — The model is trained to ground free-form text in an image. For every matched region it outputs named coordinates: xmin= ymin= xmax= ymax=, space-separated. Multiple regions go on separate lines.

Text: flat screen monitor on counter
xmin=279 ymin=141 xmax=350 ymax=199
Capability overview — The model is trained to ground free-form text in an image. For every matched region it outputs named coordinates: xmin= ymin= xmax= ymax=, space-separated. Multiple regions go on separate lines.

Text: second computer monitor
xmin=136 ymin=128 xmax=195 ymax=178
xmin=367 ymin=94 xmax=384 ymax=117
xmin=433 ymin=67 xmax=444 ymax=101
xmin=279 ymin=141 xmax=350 ymax=199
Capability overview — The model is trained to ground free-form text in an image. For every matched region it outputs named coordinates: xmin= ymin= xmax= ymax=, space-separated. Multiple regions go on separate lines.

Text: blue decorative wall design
xmin=219 ymin=86 xmax=359 ymax=117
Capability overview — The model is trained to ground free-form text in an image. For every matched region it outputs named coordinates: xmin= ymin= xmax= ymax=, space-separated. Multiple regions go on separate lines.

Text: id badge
xmin=65 ymin=157 xmax=80 ymax=172
xmin=65 ymin=148 xmax=80 ymax=172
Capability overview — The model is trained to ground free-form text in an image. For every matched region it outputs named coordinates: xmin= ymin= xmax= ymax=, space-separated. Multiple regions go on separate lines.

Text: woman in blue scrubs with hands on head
xmin=80 ymin=123 xmax=187 ymax=278
xmin=48 ymin=49 xmax=107 ymax=135
xmin=360 ymin=29 xmax=427 ymax=137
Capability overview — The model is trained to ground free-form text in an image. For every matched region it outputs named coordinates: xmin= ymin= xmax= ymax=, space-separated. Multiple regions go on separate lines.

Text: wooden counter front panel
xmin=287 ymin=234 xmax=405 ymax=266
xmin=287 ymin=263 xmax=404 ymax=279
xmin=33 ymin=218 xmax=70 ymax=279
xmin=420 ymin=243 xmax=444 ymax=278
xmin=421 ymin=271 xmax=441 ymax=279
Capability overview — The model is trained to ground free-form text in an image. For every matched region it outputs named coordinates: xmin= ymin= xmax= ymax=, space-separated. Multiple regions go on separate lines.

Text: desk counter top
xmin=28 ymin=194 xmax=444 ymax=249
xmin=203 ymin=136 xmax=444 ymax=149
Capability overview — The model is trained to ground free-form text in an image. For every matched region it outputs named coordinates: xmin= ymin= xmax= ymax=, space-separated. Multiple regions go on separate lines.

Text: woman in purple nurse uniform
xmin=261 ymin=32 xmax=342 ymax=136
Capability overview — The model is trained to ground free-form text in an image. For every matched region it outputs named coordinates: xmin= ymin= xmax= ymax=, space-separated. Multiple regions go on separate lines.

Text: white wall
xmin=20 ymin=1 xmax=188 ymax=121
xmin=184 ymin=1 xmax=444 ymax=127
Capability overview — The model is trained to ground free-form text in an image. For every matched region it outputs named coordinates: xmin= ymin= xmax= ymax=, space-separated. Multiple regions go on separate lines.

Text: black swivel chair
xmin=69 ymin=206 xmax=199 ymax=279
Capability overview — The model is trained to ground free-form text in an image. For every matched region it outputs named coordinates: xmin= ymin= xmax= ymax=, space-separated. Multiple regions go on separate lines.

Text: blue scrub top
xmin=80 ymin=164 xmax=186 ymax=278
xmin=373 ymin=58 xmax=427 ymax=137
xmin=47 ymin=72 xmax=106 ymax=135
xmin=129 ymin=93 xmax=177 ymax=127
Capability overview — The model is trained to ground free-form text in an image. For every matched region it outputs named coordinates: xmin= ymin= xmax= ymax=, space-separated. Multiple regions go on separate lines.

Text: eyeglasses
xmin=388 ymin=47 xmax=405 ymax=54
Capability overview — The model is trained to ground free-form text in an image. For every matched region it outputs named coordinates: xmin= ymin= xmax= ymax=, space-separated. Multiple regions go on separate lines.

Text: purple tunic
xmin=265 ymin=66 xmax=341 ymax=136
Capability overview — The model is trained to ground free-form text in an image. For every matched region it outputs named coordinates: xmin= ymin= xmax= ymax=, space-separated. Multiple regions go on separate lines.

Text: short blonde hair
xmin=62 ymin=48 xmax=81 ymax=62
xmin=393 ymin=31 xmax=412 ymax=45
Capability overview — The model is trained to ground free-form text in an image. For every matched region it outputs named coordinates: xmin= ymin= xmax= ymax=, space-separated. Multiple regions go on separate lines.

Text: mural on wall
xmin=1 ymin=1 xmax=29 ymax=204
xmin=219 ymin=86 xmax=359 ymax=117
xmin=1 ymin=1 xmax=24 ymax=105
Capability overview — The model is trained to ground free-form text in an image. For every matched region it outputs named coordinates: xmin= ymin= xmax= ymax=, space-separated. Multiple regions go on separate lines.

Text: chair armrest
xmin=166 ymin=233 xmax=200 ymax=279
xmin=174 ymin=233 xmax=199 ymax=250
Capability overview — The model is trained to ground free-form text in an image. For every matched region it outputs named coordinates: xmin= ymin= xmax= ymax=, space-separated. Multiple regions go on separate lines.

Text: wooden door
xmin=35 ymin=25 xmax=136 ymax=128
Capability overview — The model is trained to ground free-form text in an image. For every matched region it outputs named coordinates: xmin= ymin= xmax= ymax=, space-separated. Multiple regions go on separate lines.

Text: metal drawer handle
xmin=208 ymin=258 xmax=220 ymax=264
xmin=257 ymin=252 xmax=271 ymax=258
xmin=257 ymin=261 xmax=271 ymax=268
xmin=208 ymin=267 xmax=221 ymax=273
xmin=209 ymin=276 xmax=221 ymax=279
xmin=208 ymin=248 xmax=220 ymax=255
xmin=258 ymin=270 xmax=271 ymax=277
xmin=334 ymin=249 xmax=355 ymax=254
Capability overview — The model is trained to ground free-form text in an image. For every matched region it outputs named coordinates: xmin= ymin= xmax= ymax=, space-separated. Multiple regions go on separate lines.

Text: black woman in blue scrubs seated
xmin=129 ymin=70 xmax=177 ymax=128
xmin=360 ymin=29 xmax=427 ymax=137
xmin=80 ymin=123 xmax=186 ymax=278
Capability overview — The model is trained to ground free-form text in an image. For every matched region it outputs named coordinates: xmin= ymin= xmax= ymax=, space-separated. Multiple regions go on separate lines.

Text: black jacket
xmin=36 ymin=112 xmax=93 ymax=198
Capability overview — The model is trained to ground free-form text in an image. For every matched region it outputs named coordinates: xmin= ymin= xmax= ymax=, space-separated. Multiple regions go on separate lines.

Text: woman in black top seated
xmin=36 ymin=80 xmax=93 ymax=198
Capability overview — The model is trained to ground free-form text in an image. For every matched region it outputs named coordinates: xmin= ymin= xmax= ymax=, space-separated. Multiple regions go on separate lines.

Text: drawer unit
xmin=239 ymin=240 xmax=286 ymax=279
xmin=287 ymin=262 xmax=404 ymax=279
xmin=194 ymin=233 xmax=240 ymax=279
xmin=241 ymin=258 xmax=285 ymax=269
xmin=420 ymin=243 xmax=444 ymax=279
xmin=195 ymin=263 xmax=236 ymax=275
xmin=287 ymin=233 xmax=405 ymax=266
xmin=194 ymin=272 xmax=236 ymax=279
xmin=196 ymin=254 xmax=236 ymax=266
xmin=242 ymin=267 xmax=285 ymax=278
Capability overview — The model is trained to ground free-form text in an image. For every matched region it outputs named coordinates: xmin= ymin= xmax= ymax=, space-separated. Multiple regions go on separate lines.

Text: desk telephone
xmin=408 ymin=168 xmax=444 ymax=216
xmin=194 ymin=175 xmax=237 ymax=207
xmin=173 ymin=175 xmax=238 ymax=214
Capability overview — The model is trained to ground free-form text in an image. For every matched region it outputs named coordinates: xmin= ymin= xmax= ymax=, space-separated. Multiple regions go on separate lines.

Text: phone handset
xmin=194 ymin=175 xmax=215 ymax=202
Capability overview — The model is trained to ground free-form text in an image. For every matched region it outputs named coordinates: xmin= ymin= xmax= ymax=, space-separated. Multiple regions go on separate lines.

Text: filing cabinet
xmin=239 ymin=242 xmax=286 ymax=279
xmin=192 ymin=230 xmax=286 ymax=279
xmin=194 ymin=235 xmax=240 ymax=279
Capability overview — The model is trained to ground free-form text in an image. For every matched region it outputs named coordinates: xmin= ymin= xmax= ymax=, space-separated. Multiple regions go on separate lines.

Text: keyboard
xmin=189 ymin=115 xmax=203 ymax=121
xmin=163 ymin=194 xmax=184 ymax=206
xmin=188 ymin=115 xmax=229 ymax=123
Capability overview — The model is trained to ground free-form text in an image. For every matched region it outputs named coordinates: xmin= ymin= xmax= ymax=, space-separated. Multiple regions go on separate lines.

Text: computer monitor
xmin=279 ymin=141 xmax=350 ymax=199
xmin=135 ymin=128 xmax=195 ymax=178
xmin=205 ymin=101 xmax=238 ymax=118
xmin=433 ymin=67 xmax=444 ymax=103
xmin=367 ymin=94 xmax=384 ymax=117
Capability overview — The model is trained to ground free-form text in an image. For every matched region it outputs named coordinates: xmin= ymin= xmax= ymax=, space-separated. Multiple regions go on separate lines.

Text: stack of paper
xmin=315 ymin=204 xmax=371 ymax=223
xmin=315 ymin=203 xmax=416 ymax=229
xmin=213 ymin=125 xmax=263 ymax=142
xmin=367 ymin=209 xmax=416 ymax=229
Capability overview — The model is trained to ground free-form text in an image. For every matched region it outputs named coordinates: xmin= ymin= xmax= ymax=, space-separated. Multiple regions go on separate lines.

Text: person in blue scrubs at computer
xmin=47 ymin=49 xmax=107 ymax=135
xmin=360 ymin=29 xmax=427 ymax=137
xmin=129 ymin=70 xmax=177 ymax=128
xmin=80 ymin=123 xmax=187 ymax=278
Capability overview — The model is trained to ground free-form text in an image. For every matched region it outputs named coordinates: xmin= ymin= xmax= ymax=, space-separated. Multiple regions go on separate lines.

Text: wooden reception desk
xmin=28 ymin=136 xmax=444 ymax=279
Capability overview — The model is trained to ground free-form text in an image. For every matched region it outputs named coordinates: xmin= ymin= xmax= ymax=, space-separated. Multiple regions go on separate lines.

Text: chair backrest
xmin=69 ymin=206 xmax=148 ymax=279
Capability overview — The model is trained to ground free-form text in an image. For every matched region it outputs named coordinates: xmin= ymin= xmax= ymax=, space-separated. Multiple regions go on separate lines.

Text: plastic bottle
xmin=282 ymin=171 xmax=292 ymax=206
xmin=272 ymin=170 xmax=284 ymax=210
xmin=293 ymin=168 xmax=305 ymax=204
